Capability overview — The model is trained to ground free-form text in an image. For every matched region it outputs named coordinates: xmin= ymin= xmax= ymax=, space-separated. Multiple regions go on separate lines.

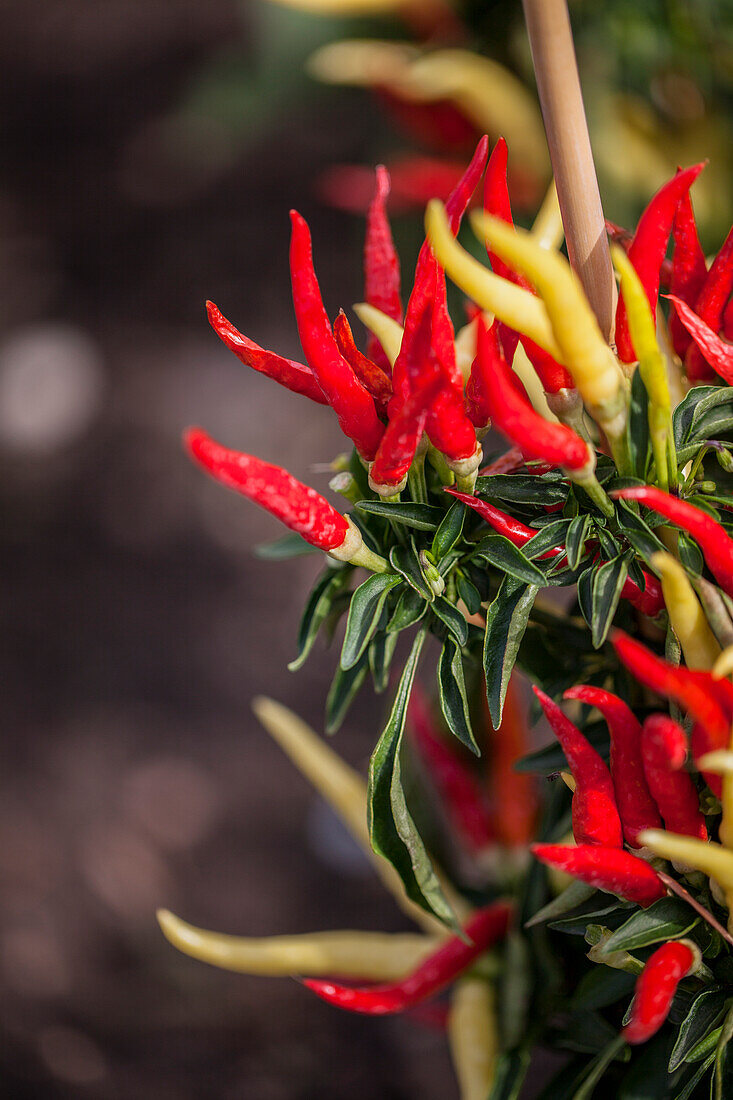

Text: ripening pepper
xmin=650 ymin=551 xmax=721 ymax=670
xmin=302 ymin=901 xmax=512 ymax=1015
xmin=563 ymin=685 xmax=662 ymax=848
xmin=641 ymin=714 xmax=707 ymax=840
xmin=668 ymin=187 xmax=707 ymax=361
xmin=534 ymin=688 xmax=623 ymax=848
xmin=289 ymin=210 xmax=385 ymax=461
xmin=622 ymin=940 xmax=699 ymax=1045
xmin=531 ymin=844 xmax=666 ymax=907
xmin=613 ymin=486 xmax=733 ymax=600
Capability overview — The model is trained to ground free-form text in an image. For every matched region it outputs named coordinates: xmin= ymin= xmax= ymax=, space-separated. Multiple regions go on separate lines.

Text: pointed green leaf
xmin=432 ymin=499 xmax=465 ymax=561
xmin=488 ymin=1049 xmax=531 ymax=1100
xmin=523 ymin=519 xmax=572 ymax=560
xmin=525 ymin=879 xmax=597 ymax=927
xmin=432 ymin=597 xmax=469 ymax=646
xmin=437 ymin=637 xmax=478 ymax=753
xmin=456 ymin=572 xmax=482 ymax=615
xmin=390 ymin=543 xmax=434 ymax=600
xmin=590 ymin=557 xmax=628 ymax=648
xmin=255 ymin=532 xmax=319 ymax=559
xmin=627 ymin=366 xmax=651 ymax=479
xmin=340 ymin=572 xmax=401 ymax=670
xmin=476 ymin=473 xmax=568 ymax=506
xmin=713 ymin=1004 xmax=733 ymax=1100
xmin=565 ymin=514 xmax=592 ymax=571
xmin=678 ymin=531 xmax=704 ymax=576
xmin=325 ymin=653 xmax=369 ymax=733
xmin=483 ymin=577 xmax=538 ymax=728
xmin=669 ymin=989 xmax=727 ymax=1072
xmin=571 ymin=965 xmax=636 ymax=1012
xmin=356 ymin=499 xmax=444 ymax=530
xmin=672 ymin=1055 xmax=715 ymax=1100
xmin=289 ymin=569 xmax=349 ymax=671
xmin=369 ymin=629 xmax=399 ymax=694
xmin=599 ymin=898 xmax=699 ymax=956
xmin=387 ymin=587 xmax=428 ymax=634
xmin=474 ymin=535 xmax=547 ymax=586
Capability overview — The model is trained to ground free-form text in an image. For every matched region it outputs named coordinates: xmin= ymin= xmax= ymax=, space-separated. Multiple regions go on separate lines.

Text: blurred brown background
xmin=2 ymin=0 xmax=732 ymax=1096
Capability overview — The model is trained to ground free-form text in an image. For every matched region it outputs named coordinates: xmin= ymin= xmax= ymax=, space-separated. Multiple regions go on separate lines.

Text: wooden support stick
xmin=522 ymin=0 xmax=615 ymax=341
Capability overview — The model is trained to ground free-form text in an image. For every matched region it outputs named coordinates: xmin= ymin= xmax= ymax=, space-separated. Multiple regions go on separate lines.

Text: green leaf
xmin=432 ymin=499 xmax=465 ymax=561
xmin=356 ymin=499 xmax=444 ymax=531
xmin=571 ymin=965 xmax=636 ymax=1012
xmin=618 ymin=1031 xmax=677 ymax=1099
xmin=566 ymin=514 xmax=592 ymax=571
xmin=474 ymin=534 xmax=547 ymax=586
xmin=591 ymin=557 xmax=628 ymax=648
xmin=673 ymin=385 xmax=721 ymax=448
xmin=437 ymin=637 xmax=478 ymax=754
xmin=387 ymin=587 xmax=428 ymax=634
xmin=390 ymin=543 xmax=434 ymax=601
xmin=524 ymin=519 xmax=572 ymax=560
xmin=669 ymin=989 xmax=727 ymax=1072
xmin=488 ymin=1049 xmax=531 ymax=1100
xmin=500 ymin=932 xmax=532 ymax=1049
xmin=325 ymin=653 xmax=369 ymax=733
xmin=516 ymin=721 xmax=610 ymax=773
xmin=289 ymin=569 xmax=349 ymax=671
xmin=678 ymin=531 xmax=704 ymax=576
xmin=476 ymin=473 xmax=568 ymax=506
xmin=369 ymin=629 xmax=399 ymax=694
xmin=368 ymin=628 xmax=459 ymax=928
xmin=340 ymin=572 xmax=401 ymax=670
xmin=456 ymin=572 xmax=482 ymax=615
xmin=713 ymin=1003 xmax=733 ymax=1100
xmin=595 ymin=525 xmax=621 ymax=561
xmin=254 ymin=532 xmax=319 ymax=559
xmin=571 ymin=1036 xmax=628 ymax=1100
xmin=600 ymin=898 xmax=699 ymax=956
xmin=627 ymin=366 xmax=651 ymax=479
xmin=672 ymin=1055 xmax=715 ymax=1100
xmin=432 ymin=597 xmax=469 ymax=646
xmin=690 ymin=389 xmax=733 ymax=443
xmin=525 ymin=879 xmax=597 ymax=927
xmin=577 ymin=566 xmax=594 ymax=629
xmin=483 ymin=577 xmax=539 ymax=728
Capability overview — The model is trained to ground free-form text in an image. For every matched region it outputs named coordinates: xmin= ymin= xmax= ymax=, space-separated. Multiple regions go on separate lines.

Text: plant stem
xmin=522 ymin=0 xmax=615 ymax=341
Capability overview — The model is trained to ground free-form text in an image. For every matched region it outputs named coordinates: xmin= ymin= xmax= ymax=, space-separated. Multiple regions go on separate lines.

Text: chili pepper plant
xmin=158 ymin=19 xmax=733 ymax=1100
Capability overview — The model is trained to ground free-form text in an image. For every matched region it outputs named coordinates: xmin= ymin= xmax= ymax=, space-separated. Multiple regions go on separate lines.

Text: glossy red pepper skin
xmin=206 ymin=301 xmax=328 ymax=406
xmin=185 ymin=428 xmax=349 ymax=551
xmin=390 ymin=137 xmax=489 ymax=415
xmin=641 ymin=715 xmax=707 ymax=840
xmin=364 ymin=166 xmax=403 ymax=373
xmin=534 ymin=688 xmax=623 ymax=848
xmin=668 ymin=189 xmax=707 ymax=360
xmin=686 ymin=223 xmax=733 ymax=382
xmin=612 ymin=631 xmax=728 ymax=797
xmin=612 ymin=486 xmax=733 ymax=598
xmin=303 ymin=900 xmax=512 ymax=1014
xmin=471 ymin=318 xmax=590 ymax=471
xmin=483 ymin=138 xmax=573 ymax=394
xmin=478 ymin=447 xmax=525 ymax=476
xmin=667 ymin=295 xmax=733 ymax=384
xmin=531 ymin=844 xmax=667 ymax=907
xmin=409 ymin=688 xmax=495 ymax=854
xmin=466 ymin=317 xmax=527 ymax=428
xmin=614 ymin=162 xmax=705 ymax=363
xmin=333 ymin=310 xmax=392 ymax=407
xmin=622 ymin=941 xmax=696 ymax=1045
xmin=563 ymin=686 xmax=661 ymax=848
xmin=444 ymin=488 xmax=562 ymax=557
xmin=619 ymin=573 xmax=665 ymax=618
xmin=289 ymin=210 xmax=385 ymax=461
xmin=489 ymin=676 xmax=538 ymax=848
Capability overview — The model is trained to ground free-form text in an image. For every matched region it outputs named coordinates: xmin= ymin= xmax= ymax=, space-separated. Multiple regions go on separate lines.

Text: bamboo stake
xmin=522 ymin=0 xmax=615 ymax=341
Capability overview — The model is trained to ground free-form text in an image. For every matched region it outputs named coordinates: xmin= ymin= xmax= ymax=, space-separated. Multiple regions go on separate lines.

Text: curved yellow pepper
xmin=650 ymin=552 xmax=721 ymax=670
xmin=448 ymin=978 xmax=498 ymax=1100
xmin=157 ymin=909 xmax=439 ymax=980
xmin=352 ymin=303 xmax=404 ymax=368
xmin=639 ymin=829 xmax=733 ymax=930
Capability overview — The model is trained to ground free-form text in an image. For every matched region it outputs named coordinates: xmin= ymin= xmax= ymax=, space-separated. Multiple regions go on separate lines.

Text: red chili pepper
xmin=483 ymin=138 xmax=573 ymax=393
xmin=531 ymin=843 xmax=667 ymax=907
xmin=302 ymin=900 xmax=512 ymax=1015
xmin=668 ymin=187 xmax=707 ymax=360
xmin=620 ymin=572 xmax=665 ymax=618
xmin=390 ymin=137 xmax=489 ymax=415
xmin=333 ymin=310 xmax=392 ymax=407
xmin=466 ymin=317 xmax=526 ymax=428
xmin=622 ymin=941 xmax=697 ymax=1045
xmin=289 ymin=210 xmax=385 ymax=461
xmin=184 ymin=428 xmax=349 ymax=551
xmin=641 ymin=714 xmax=707 ymax=840
xmin=614 ymin=162 xmax=705 ymax=363
xmin=723 ymin=294 xmax=733 ymax=341
xmin=444 ymin=488 xmax=562 ymax=557
xmin=364 ymin=166 xmax=403 ymax=373
xmin=487 ymin=675 xmax=538 ymax=848
xmin=686 ymin=222 xmax=733 ymax=382
xmin=612 ymin=630 xmax=728 ymax=796
xmin=534 ymin=688 xmax=623 ymax=848
xmin=563 ymin=686 xmax=662 ymax=848
xmin=612 ymin=486 xmax=733 ymax=599
xmin=206 ymin=301 xmax=328 ymax=406
xmin=478 ymin=447 xmax=525 ymax=476
xmin=471 ymin=318 xmax=590 ymax=471
xmin=409 ymin=687 xmax=495 ymax=854
xmin=666 ymin=295 xmax=733 ymax=385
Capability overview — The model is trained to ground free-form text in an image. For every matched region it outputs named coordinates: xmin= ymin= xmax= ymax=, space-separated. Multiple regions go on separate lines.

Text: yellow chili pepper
xmin=650 ymin=552 xmax=721 ymax=670
xmin=352 ymin=302 xmax=404 ymax=367
xmin=424 ymin=202 xmax=563 ymax=361
xmin=713 ymin=646 xmax=733 ymax=680
xmin=639 ymin=829 xmax=733 ymax=930
xmin=531 ymin=179 xmax=564 ymax=252
xmin=253 ymin=698 xmax=468 ymax=931
xmin=157 ymin=909 xmax=440 ymax=980
xmin=467 ymin=210 xmax=628 ymax=445
xmin=611 ymin=245 xmax=674 ymax=490
xmin=448 ymin=978 xmax=498 ymax=1100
